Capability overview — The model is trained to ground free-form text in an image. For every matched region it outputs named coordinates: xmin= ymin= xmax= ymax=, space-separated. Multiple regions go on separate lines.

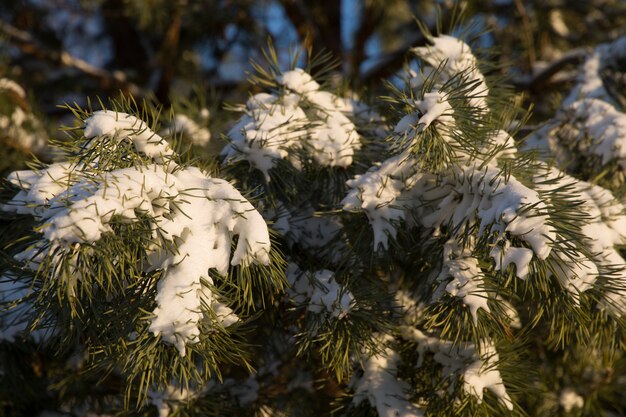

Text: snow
xmin=276 ymin=68 xmax=320 ymax=94
xmin=496 ymin=296 xmax=521 ymax=329
xmin=436 ymin=240 xmax=490 ymax=324
xmin=525 ymin=37 xmax=626 ymax=177
xmin=287 ymin=266 xmax=354 ymax=319
xmin=344 ymin=34 xmax=614 ymax=313
xmin=559 ymin=388 xmax=584 ymax=412
xmin=308 ymin=108 xmax=360 ymax=167
xmin=162 ymin=113 xmax=211 ymax=146
xmin=536 ymin=168 xmax=626 ymax=306
xmin=341 ymin=88 xmax=457 ymax=249
xmin=221 ymin=92 xmax=308 ymax=179
xmin=343 ymin=80 xmax=533 ymax=254
xmin=282 ymin=69 xmax=364 ymax=168
xmin=352 ymin=335 xmax=425 ymax=417
xmin=223 ymin=68 xmax=365 ymax=177
xmin=412 ymin=35 xmax=488 ymax=109
xmin=568 ymin=98 xmax=626 ymax=171
xmin=0 ymin=105 xmax=48 ymax=153
xmin=490 ymin=242 xmax=534 ymax=279
xmin=413 ymin=35 xmax=477 ymax=76
xmin=414 ymin=91 xmax=454 ymax=130
xmin=393 ymin=90 xmax=456 ymax=148
xmin=343 ymin=137 xmax=549 ymax=258
xmin=84 ymin=110 xmax=174 ymax=163
xmin=0 ymin=78 xmax=26 ymax=98
xmin=462 ymin=342 xmax=512 ymax=410
xmin=401 ymin=327 xmax=513 ymax=410
xmin=342 ymin=153 xmax=429 ymax=248
xmin=3 ymin=111 xmax=272 ymax=356
xmin=487 ymin=130 xmax=517 ymax=160
xmin=148 ymin=167 xmax=271 ymax=354
xmin=423 ymin=164 xmax=555 ymax=272
xmin=4 ymin=163 xmax=76 ymax=215
xmin=148 ymin=384 xmax=201 ymax=417
xmin=563 ymin=36 xmax=626 ymax=107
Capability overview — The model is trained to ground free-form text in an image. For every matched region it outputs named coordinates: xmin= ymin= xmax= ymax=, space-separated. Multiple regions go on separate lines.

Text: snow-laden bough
xmin=2 ymin=111 xmax=272 ymax=356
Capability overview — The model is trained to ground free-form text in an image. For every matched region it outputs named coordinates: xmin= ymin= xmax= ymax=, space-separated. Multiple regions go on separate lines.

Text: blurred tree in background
xmin=2 ymin=0 xmax=624 ymax=111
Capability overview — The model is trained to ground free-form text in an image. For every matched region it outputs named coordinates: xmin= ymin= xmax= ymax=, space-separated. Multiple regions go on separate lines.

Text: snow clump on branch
xmin=352 ymin=335 xmax=425 ymax=417
xmin=412 ymin=35 xmax=489 ymax=109
xmin=401 ymin=327 xmax=513 ymax=411
xmin=2 ymin=110 xmax=271 ymax=356
xmin=222 ymin=68 xmax=366 ymax=178
xmin=287 ymin=265 xmax=354 ymax=319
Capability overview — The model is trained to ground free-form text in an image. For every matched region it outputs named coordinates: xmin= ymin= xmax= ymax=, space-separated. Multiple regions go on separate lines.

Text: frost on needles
xmin=2 ymin=109 xmax=272 ymax=356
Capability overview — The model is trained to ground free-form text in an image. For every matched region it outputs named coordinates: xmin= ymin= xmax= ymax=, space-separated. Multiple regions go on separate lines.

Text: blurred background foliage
xmin=1 ymin=0 xmax=625 ymax=115
xmin=0 ymin=0 xmax=624 ymax=213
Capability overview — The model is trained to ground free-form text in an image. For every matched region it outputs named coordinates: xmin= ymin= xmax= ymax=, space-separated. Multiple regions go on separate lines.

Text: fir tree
xmin=1 ymin=9 xmax=626 ymax=417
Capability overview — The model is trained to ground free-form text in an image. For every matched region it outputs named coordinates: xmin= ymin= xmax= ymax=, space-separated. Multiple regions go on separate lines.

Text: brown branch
xmin=280 ymin=0 xmax=319 ymax=53
xmin=359 ymin=32 xmax=427 ymax=84
xmin=279 ymin=0 xmax=342 ymax=63
xmin=155 ymin=8 xmax=182 ymax=104
xmin=358 ymin=7 xmax=455 ymax=85
xmin=307 ymin=0 xmax=342 ymax=59
xmin=513 ymin=0 xmax=536 ymax=68
xmin=349 ymin=1 xmax=384 ymax=83
xmin=512 ymin=47 xmax=588 ymax=92
xmin=0 ymin=19 xmax=143 ymax=97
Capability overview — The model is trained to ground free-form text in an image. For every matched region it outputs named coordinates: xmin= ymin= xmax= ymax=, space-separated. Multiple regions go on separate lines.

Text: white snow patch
xmin=0 ymin=78 xmax=26 ymax=98
xmin=423 ymin=164 xmax=555 ymax=272
xmin=342 ymin=153 xmax=434 ymax=248
xmin=4 ymin=163 xmax=76 ymax=216
xmin=276 ymin=68 xmax=321 ymax=95
xmin=563 ymin=36 xmax=626 ymax=107
xmin=352 ymin=335 xmax=425 ymax=417
xmin=279 ymin=69 xmax=363 ymax=168
xmin=415 ymin=91 xmax=454 ymax=130
xmin=223 ymin=68 xmax=365 ymax=176
xmin=148 ymin=384 xmax=202 ymax=417
xmin=287 ymin=266 xmax=354 ymax=319
xmin=412 ymin=35 xmax=488 ymax=109
xmin=221 ymin=93 xmax=308 ymax=179
xmin=0 ymin=106 xmax=48 ymax=153
xmin=163 ymin=114 xmax=211 ymax=146
xmin=84 ymin=110 xmax=174 ymax=163
xmin=568 ymin=99 xmax=626 ymax=171
xmin=536 ymin=168 xmax=626 ymax=306
xmin=559 ymin=388 xmax=584 ymax=412
xmin=436 ymin=240 xmax=490 ymax=324
xmin=4 ymin=161 xmax=271 ymax=356
xmin=401 ymin=327 xmax=513 ymax=410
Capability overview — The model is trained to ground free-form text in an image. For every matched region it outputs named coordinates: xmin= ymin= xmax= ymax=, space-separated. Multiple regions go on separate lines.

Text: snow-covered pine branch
xmin=1 ymin=109 xmax=274 ymax=357
xmin=400 ymin=327 xmax=513 ymax=411
xmin=222 ymin=68 xmax=376 ymax=179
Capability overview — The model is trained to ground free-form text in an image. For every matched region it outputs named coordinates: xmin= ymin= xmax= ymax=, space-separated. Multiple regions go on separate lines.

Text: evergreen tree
xmin=2 ymin=5 xmax=626 ymax=417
